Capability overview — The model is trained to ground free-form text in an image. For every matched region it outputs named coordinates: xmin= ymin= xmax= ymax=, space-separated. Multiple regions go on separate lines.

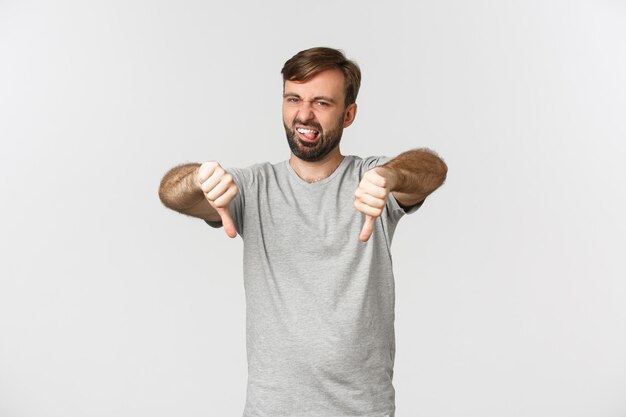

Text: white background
xmin=1 ymin=1 xmax=625 ymax=416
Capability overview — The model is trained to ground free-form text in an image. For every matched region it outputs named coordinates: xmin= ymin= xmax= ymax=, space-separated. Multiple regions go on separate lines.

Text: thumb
xmin=359 ymin=215 xmax=376 ymax=242
xmin=216 ymin=206 xmax=237 ymax=238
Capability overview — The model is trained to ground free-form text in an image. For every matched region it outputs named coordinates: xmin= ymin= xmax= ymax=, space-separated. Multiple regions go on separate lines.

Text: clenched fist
xmin=197 ymin=161 xmax=239 ymax=238
xmin=354 ymin=166 xmax=396 ymax=242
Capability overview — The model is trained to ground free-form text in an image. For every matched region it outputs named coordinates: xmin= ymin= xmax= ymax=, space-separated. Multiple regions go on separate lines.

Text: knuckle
xmin=199 ymin=161 xmax=218 ymax=178
xmin=215 ymin=195 xmax=231 ymax=208
xmin=197 ymin=169 xmax=208 ymax=181
xmin=201 ymin=160 xmax=216 ymax=171
xmin=207 ymin=188 xmax=220 ymax=200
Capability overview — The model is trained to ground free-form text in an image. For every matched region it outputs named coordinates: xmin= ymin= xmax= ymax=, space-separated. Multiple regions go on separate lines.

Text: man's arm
xmin=354 ymin=148 xmax=448 ymax=241
xmin=383 ymin=148 xmax=448 ymax=208
xmin=158 ymin=161 xmax=238 ymax=238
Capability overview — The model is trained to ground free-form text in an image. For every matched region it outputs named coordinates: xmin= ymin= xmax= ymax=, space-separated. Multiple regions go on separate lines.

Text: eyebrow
xmin=283 ymin=93 xmax=337 ymax=103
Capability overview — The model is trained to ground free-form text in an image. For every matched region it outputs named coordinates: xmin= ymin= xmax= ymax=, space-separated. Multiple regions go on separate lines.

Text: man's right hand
xmin=197 ymin=161 xmax=239 ymax=238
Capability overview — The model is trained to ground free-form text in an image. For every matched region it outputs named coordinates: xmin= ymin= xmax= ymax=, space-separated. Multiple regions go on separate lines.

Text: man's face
xmin=282 ymin=69 xmax=356 ymax=162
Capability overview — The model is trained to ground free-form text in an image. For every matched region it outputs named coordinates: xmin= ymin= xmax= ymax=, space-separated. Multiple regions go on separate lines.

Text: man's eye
xmin=315 ymin=101 xmax=330 ymax=107
xmin=286 ymin=97 xmax=300 ymax=104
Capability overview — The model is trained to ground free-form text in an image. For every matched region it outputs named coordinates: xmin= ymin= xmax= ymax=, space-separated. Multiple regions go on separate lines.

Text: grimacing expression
xmin=283 ymin=113 xmax=346 ymax=162
xmin=282 ymin=69 xmax=356 ymax=162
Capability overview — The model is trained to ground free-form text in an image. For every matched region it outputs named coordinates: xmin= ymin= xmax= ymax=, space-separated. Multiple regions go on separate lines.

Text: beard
xmin=284 ymin=115 xmax=345 ymax=162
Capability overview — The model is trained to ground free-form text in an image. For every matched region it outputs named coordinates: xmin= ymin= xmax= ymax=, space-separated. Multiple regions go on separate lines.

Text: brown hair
xmin=281 ymin=47 xmax=361 ymax=108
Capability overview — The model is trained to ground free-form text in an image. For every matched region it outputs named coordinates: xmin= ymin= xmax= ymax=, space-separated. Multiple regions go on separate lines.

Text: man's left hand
xmin=354 ymin=167 xmax=396 ymax=242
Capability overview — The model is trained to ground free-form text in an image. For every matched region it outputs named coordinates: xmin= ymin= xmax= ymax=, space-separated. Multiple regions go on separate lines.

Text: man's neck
xmin=289 ymin=150 xmax=345 ymax=183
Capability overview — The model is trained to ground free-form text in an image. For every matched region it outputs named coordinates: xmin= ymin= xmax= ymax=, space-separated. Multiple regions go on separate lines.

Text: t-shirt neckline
xmin=285 ymin=155 xmax=353 ymax=186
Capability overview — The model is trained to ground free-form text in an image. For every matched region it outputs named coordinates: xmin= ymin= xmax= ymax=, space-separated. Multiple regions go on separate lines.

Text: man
xmin=159 ymin=47 xmax=447 ymax=417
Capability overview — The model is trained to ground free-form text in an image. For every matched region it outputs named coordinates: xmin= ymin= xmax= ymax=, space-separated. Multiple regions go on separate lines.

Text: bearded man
xmin=158 ymin=47 xmax=447 ymax=417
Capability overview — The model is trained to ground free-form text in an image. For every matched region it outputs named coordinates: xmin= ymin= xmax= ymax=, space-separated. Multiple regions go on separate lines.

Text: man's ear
xmin=343 ymin=103 xmax=357 ymax=128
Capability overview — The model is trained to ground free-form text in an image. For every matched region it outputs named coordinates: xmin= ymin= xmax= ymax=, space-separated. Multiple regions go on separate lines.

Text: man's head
xmin=281 ymin=47 xmax=361 ymax=162
xmin=282 ymin=47 xmax=361 ymax=109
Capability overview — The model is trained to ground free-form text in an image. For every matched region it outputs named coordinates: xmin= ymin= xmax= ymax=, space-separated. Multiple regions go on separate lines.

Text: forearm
xmin=158 ymin=163 xmax=211 ymax=215
xmin=383 ymin=148 xmax=448 ymax=207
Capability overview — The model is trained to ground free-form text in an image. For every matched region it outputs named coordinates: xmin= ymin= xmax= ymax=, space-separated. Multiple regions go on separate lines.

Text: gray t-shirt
xmin=207 ymin=155 xmax=420 ymax=417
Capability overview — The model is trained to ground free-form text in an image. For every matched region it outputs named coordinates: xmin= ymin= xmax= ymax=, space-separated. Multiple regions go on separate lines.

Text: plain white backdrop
xmin=1 ymin=1 xmax=625 ymax=416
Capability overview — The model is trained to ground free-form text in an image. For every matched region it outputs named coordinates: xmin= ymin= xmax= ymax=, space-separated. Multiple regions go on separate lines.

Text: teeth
xmin=297 ymin=128 xmax=318 ymax=134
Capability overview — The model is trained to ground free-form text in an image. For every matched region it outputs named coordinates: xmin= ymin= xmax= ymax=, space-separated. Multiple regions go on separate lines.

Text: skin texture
xmin=158 ymin=68 xmax=447 ymax=241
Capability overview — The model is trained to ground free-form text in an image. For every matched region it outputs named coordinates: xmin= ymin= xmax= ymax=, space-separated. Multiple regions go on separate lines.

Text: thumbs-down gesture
xmin=197 ymin=161 xmax=238 ymax=238
xmin=354 ymin=166 xmax=395 ymax=242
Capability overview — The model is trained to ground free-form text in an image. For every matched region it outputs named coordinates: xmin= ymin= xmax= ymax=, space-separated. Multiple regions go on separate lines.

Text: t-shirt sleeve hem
xmin=397 ymin=197 xmax=424 ymax=215
xmin=204 ymin=219 xmax=223 ymax=228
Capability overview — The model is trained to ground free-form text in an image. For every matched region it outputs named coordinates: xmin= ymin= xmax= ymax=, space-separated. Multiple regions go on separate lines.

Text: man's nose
xmin=297 ymin=101 xmax=315 ymax=121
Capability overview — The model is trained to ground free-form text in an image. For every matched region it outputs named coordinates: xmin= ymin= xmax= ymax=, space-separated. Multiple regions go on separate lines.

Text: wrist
xmin=378 ymin=165 xmax=399 ymax=191
xmin=182 ymin=166 xmax=206 ymax=206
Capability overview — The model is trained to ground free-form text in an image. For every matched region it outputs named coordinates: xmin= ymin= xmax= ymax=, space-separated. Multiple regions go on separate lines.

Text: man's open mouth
xmin=296 ymin=127 xmax=320 ymax=142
